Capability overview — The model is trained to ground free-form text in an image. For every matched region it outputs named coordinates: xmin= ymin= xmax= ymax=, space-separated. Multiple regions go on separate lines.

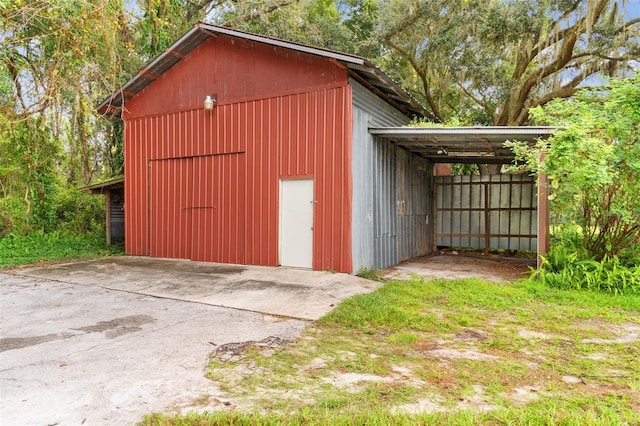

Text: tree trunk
xmin=479 ymin=164 xmax=501 ymax=175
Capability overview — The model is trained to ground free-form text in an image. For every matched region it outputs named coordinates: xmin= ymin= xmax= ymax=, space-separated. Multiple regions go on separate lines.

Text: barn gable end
xmin=123 ymin=34 xmax=348 ymax=120
xmin=121 ymin=29 xmax=354 ymax=272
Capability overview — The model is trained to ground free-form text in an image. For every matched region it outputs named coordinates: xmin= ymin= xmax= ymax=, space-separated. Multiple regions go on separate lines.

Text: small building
xmin=98 ymin=23 xmax=553 ymax=273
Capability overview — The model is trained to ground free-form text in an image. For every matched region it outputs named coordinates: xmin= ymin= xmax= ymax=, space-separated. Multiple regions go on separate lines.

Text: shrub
xmin=52 ymin=187 xmax=105 ymax=234
xmin=0 ymin=195 xmax=30 ymax=238
xmin=537 ymin=245 xmax=640 ymax=295
xmin=510 ymin=73 xmax=640 ymax=262
xmin=0 ymin=229 xmax=122 ymax=268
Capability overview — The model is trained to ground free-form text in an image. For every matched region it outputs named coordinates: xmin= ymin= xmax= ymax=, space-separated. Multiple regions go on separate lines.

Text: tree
xmin=1 ymin=0 xmax=132 ymax=184
xmin=134 ymin=0 xmax=204 ymax=60
xmin=0 ymin=0 xmax=135 ymax=235
xmin=509 ymin=72 xmax=640 ymax=262
xmin=378 ymin=0 xmax=640 ymax=126
xmin=216 ymin=0 xmax=359 ymax=53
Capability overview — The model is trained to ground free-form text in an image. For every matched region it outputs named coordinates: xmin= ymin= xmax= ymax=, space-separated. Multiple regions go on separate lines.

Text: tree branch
xmin=511 ymin=1 xmax=583 ymax=81
xmin=506 ymin=29 xmax=579 ymax=125
xmin=572 ymin=50 xmax=640 ymax=62
xmin=615 ymin=16 xmax=640 ymax=33
xmin=227 ymin=1 xmax=295 ymax=24
xmin=386 ymin=40 xmax=442 ymax=121
xmin=456 ymin=82 xmax=495 ymax=123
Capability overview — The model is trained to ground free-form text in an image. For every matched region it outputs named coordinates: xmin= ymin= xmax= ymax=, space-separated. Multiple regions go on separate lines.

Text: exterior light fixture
xmin=203 ymin=95 xmax=216 ymax=110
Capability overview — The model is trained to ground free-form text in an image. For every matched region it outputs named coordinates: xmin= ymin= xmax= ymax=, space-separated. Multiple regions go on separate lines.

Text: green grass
xmin=0 ymin=230 xmax=124 ymax=268
xmin=139 ymin=275 xmax=640 ymax=425
xmin=141 ymin=397 xmax=639 ymax=425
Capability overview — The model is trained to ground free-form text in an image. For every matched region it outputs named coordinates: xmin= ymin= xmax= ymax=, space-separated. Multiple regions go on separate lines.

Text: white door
xmin=279 ymin=179 xmax=314 ymax=268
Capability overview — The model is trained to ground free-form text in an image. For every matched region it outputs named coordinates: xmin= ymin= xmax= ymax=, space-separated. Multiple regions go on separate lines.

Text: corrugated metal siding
xmin=149 ymin=157 xmax=193 ymax=259
xmin=109 ymin=189 xmax=124 ymax=239
xmin=147 ymin=154 xmax=246 ymax=263
xmin=351 ymin=106 xmax=375 ymax=269
xmin=396 ymin=148 xmax=431 ymax=262
xmin=124 ymin=84 xmax=353 ymax=271
xmin=373 ymin=136 xmax=398 ymax=268
xmin=124 ymin=119 xmax=151 ymax=255
xmin=350 ymin=79 xmax=433 ymax=271
xmin=123 ymin=35 xmax=347 ymax=121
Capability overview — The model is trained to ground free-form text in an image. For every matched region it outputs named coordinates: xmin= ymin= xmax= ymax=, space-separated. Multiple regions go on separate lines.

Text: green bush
xmin=549 ymin=223 xmax=584 ymax=251
xmin=0 ymin=186 xmax=105 ymax=237
xmin=52 ymin=187 xmax=105 ymax=234
xmin=510 ymin=73 xmax=640 ymax=262
xmin=619 ymin=243 xmax=640 ymax=268
xmin=0 ymin=195 xmax=30 ymax=238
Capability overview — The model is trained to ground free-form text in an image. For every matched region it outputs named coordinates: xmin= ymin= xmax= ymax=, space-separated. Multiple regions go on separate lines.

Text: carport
xmin=369 ymin=126 xmax=556 ymax=266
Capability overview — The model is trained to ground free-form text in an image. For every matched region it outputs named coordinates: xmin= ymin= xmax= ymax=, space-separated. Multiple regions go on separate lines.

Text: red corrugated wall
xmin=123 ymin=34 xmax=353 ymax=272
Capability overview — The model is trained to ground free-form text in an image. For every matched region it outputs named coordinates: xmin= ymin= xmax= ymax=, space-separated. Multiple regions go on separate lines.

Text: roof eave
xmin=79 ymin=176 xmax=125 ymax=192
xmin=97 ymin=25 xmax=206 ymax=119
xmin=368 ymin=126 xmax=559 ymax=137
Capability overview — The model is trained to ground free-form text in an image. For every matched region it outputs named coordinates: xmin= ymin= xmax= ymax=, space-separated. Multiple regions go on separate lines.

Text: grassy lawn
xmin=0 ymin=231 xmax=124 ymax=268
xmin=141 ymin=275 xmax=640 ymax=425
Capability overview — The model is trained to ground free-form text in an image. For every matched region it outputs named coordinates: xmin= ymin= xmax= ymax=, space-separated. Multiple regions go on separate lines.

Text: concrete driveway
xmin=0 ymin=257 xmax=378 ymax=425
xmin=13 ymin=256 xmax=379 ymax=320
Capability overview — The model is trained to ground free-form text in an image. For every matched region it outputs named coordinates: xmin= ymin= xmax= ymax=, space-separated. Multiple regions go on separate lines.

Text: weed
xmin=0 ymin=230 xmax=123 ymax=268
xmin=356 ymin=267 xmax=383 ymax=282
xmin=388 ymin=333 xmax=418 ymax=344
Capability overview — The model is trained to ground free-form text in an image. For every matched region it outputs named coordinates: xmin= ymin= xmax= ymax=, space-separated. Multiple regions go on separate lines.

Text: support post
xmin=432 ymin=179 xmax=438 ymax=253
xmin=105 ymin=190 xmax=112 ymax=246
xmin=537 ymin=152 xmax=550 ymax=268
xmin=483 ymin=183 xmax=490 ymax=256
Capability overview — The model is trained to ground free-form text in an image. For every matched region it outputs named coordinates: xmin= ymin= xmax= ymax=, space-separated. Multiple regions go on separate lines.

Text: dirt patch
xmin=426 ymin=348 xmax=499 ymax=361
xmin=211 ymin=336 xmax=292 ymax=362
xmin=391 ymin=397 xmax=447 ymax=415
xmin=580 ymin=322 xmax=640 ymax=344
xmin=508 ymin=386 xmax=544 ymax=404
xmin=322 ymin=373 xmax=394 ymax=390
xmin=518 ymin=329 xmax=555 ymax=339
xmin=383 ymin=254 xmax=534 ymax=283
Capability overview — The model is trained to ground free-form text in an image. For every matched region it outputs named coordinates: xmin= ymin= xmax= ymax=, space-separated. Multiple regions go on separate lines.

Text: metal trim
xmin=369 ymin=126 xmax=558 ymax=136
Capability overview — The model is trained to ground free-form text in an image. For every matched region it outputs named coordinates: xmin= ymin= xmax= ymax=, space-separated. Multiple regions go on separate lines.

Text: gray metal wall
xmin=396 ymin=148 xmax=432 ymax=262
xmin=435 ymin=174 xmax=537 ymax=251
xmin=351 ymin=79 xmax=433 ymax=272
xmin=110 ymin=189 xmax=125 ymax=240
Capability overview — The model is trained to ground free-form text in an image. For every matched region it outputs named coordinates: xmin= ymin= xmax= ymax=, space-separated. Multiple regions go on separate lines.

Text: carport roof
xmin=79 ymin=176 xmax=124 ymax=193
xmin=369 ymin=126 xmax=557 ymax=164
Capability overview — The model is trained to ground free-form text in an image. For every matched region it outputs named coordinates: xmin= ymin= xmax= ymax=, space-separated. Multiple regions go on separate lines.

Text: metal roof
xmin=369 ymin=127 xmax=557 ymax=164
xmin=97 ymin=22 xmax=425 ymax=119
xmin=79 ymin=176 xmax=124 ymax=193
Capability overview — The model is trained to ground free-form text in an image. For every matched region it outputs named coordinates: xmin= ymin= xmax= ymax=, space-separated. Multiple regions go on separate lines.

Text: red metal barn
xmin=98 ymin=23 xmax=432 ymax=273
